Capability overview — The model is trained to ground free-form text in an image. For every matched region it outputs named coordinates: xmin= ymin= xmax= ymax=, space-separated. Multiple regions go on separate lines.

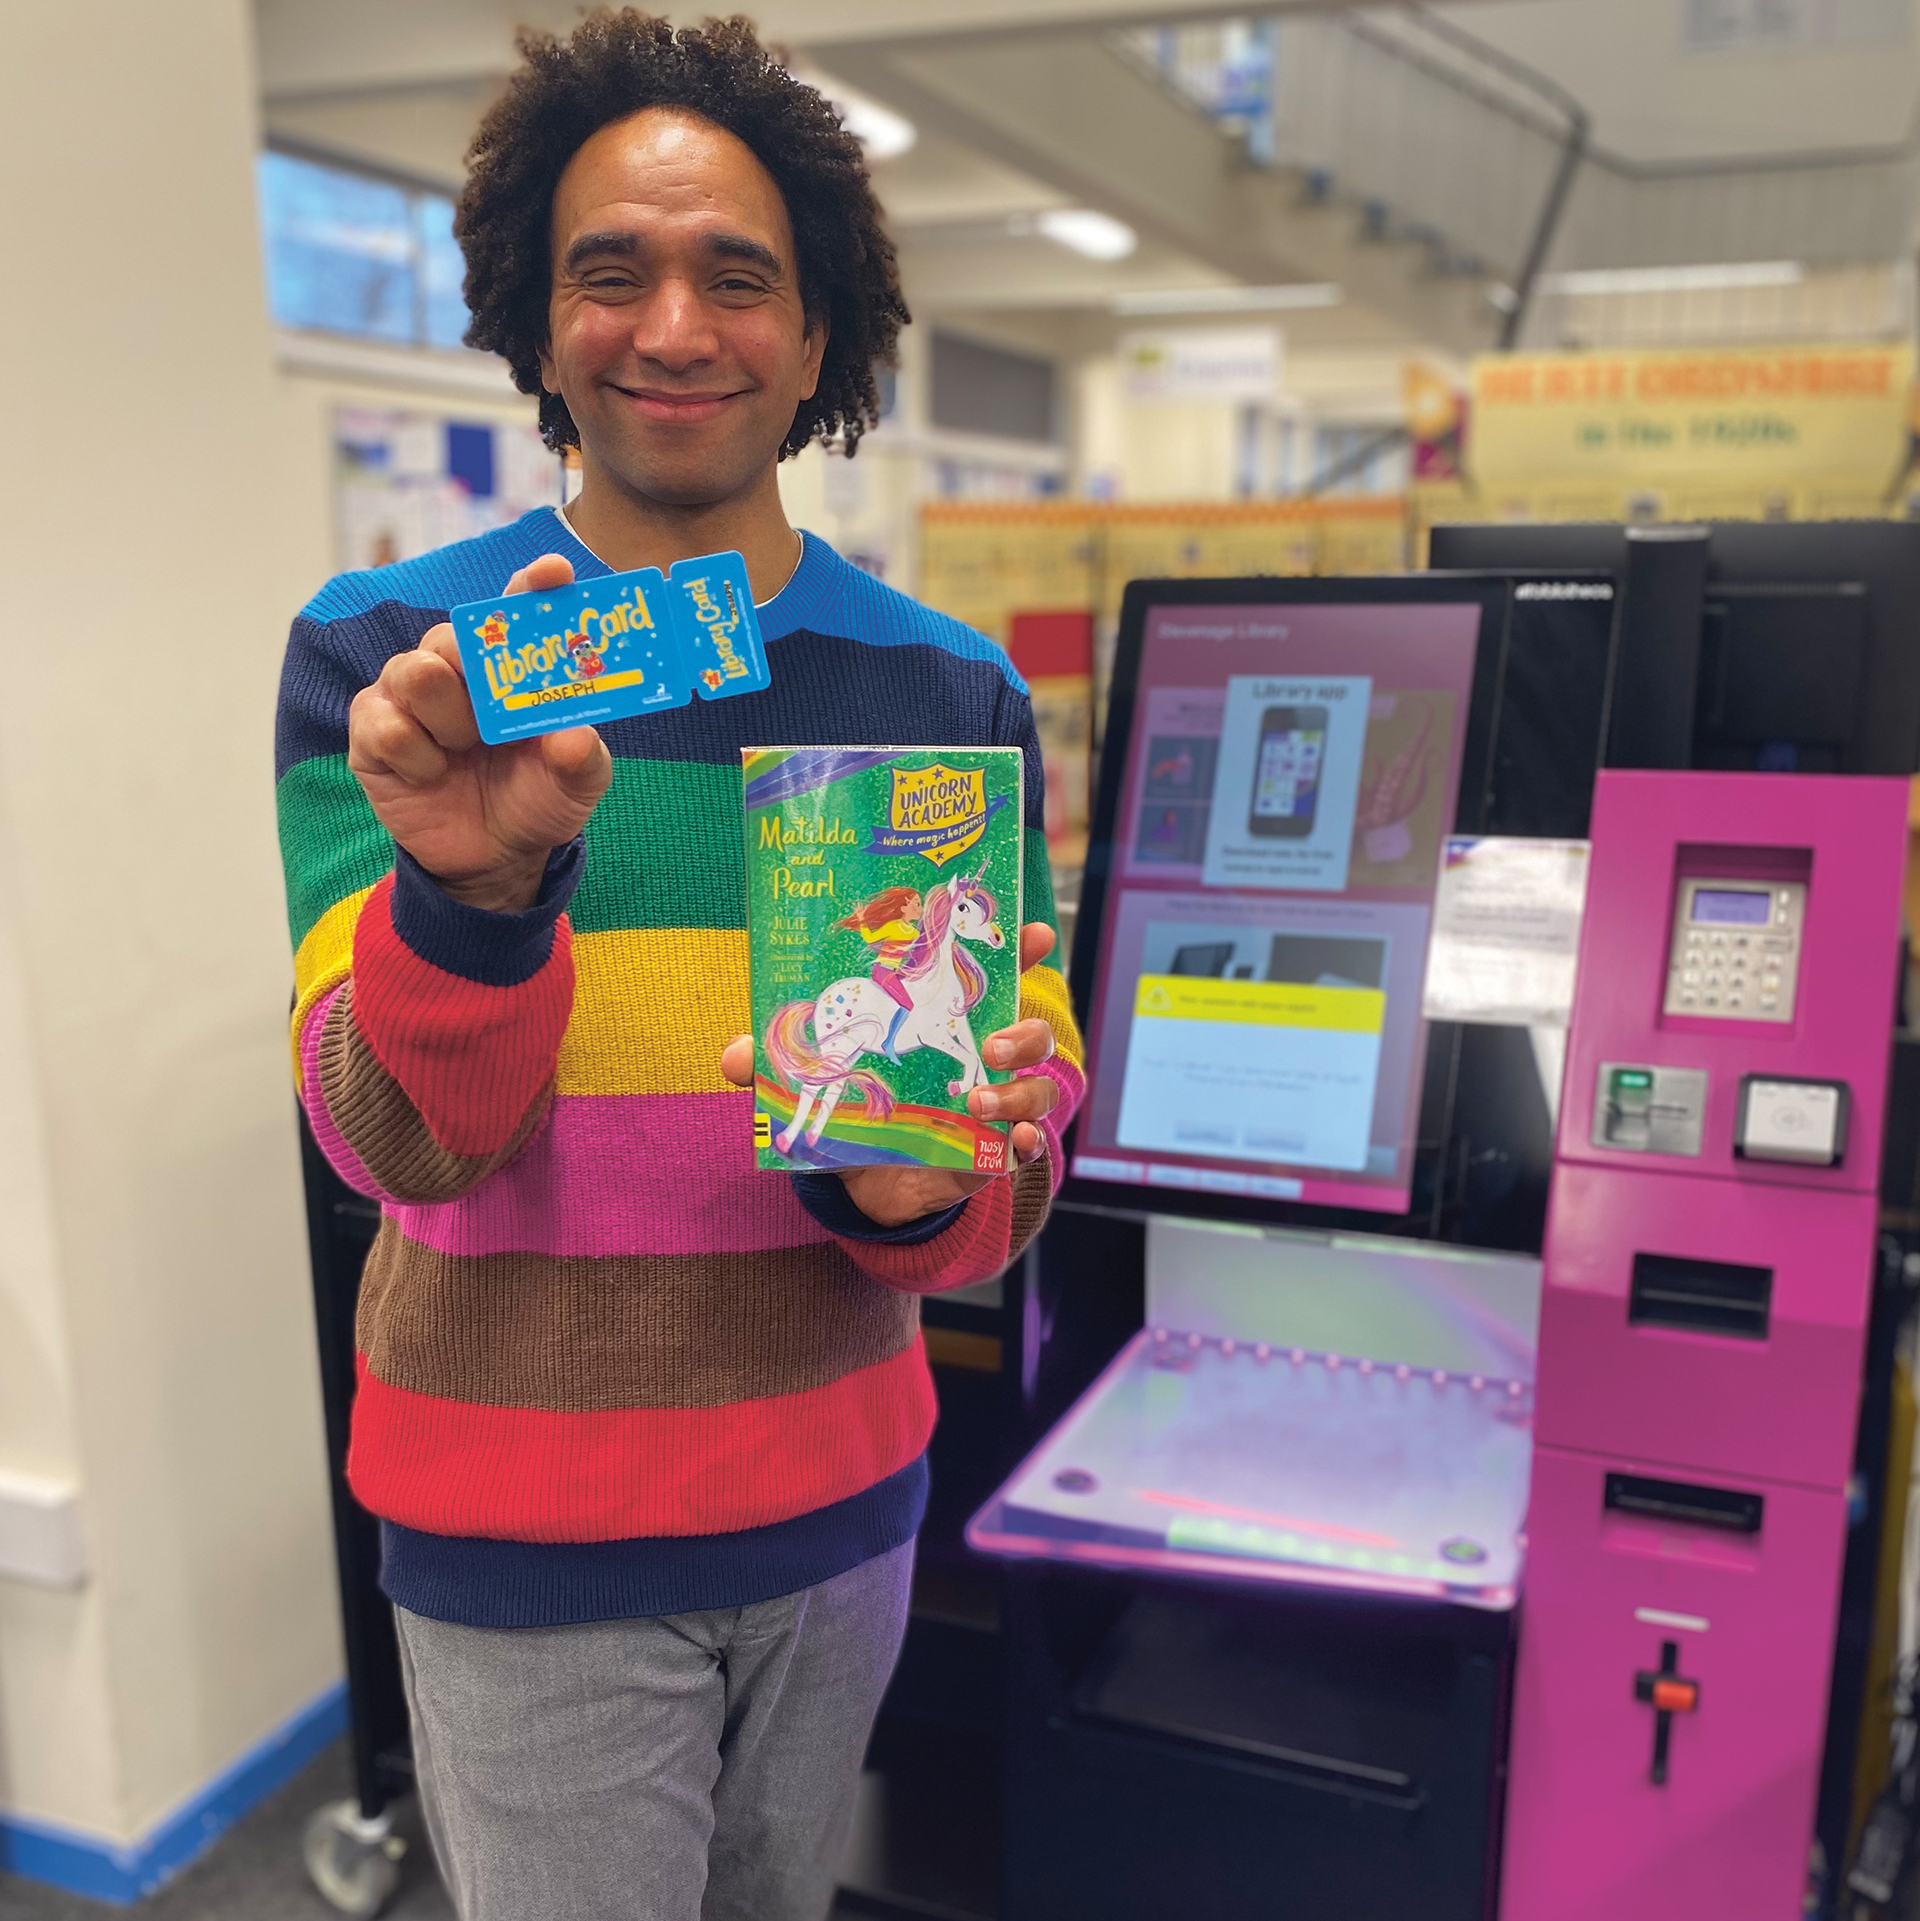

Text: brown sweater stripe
xmin=355 ymin=1221 xmax=923 ymax=1413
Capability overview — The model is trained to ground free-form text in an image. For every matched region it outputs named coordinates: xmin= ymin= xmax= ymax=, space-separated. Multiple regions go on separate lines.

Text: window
xmin=258 ymin=150 xmax=470 ymax=352
xmin=931 ymin=331 xmax=1057 ymax=443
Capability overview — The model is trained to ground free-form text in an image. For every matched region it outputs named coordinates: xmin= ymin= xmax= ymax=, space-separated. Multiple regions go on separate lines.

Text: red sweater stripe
xmin=350 ymin=874 xmax=574 ymax=1156
xmin=348 ymin=1343 xmax=938 ymax=1542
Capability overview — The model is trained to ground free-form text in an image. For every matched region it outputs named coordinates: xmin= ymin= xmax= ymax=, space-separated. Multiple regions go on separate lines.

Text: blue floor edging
xmin=0 ymin=1678 xmax=348 ymax=1904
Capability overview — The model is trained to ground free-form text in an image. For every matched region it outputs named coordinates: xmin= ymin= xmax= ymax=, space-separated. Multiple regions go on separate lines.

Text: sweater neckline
xmin=540 ymin=506 xmax=838 ymax=641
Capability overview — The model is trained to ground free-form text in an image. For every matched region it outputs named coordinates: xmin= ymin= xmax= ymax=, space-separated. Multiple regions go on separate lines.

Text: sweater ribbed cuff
xmin=789 ymin=1171 xmax=967 ymax=1246
xmin=389 ymin=839 xmax=584 ymax=986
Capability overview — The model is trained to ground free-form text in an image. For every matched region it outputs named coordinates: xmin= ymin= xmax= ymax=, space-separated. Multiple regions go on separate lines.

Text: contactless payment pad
xmin=451 ymin=550 xmax=768 ymax=745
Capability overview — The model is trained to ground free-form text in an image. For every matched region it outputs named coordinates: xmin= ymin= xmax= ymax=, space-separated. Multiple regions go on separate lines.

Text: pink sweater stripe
xmin=389 ymin=1091 xmax=836 ymax=1258
xmin=1022 ymin=1053 xmax=1086 ymax=1188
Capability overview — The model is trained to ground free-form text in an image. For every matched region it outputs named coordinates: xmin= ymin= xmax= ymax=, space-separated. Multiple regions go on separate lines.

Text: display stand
xmin=972 ymin=1220 xmax=1537 ymax=1608
xmin=984 ymin=1212 xmax=1527 ymax=1921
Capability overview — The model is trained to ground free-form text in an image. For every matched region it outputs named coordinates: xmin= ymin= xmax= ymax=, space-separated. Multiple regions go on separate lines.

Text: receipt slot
xmin=1499 ymin=772 xmax=1908 ymax=1921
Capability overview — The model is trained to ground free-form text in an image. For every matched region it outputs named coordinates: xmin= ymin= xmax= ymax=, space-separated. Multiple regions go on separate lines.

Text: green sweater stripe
xmin=575 ymin=759 xmax=746 ymax=934
xmin=278 ymin=756 xmax=393 ymax=951
xmin=280 ymin=756 xmax=1066 ymax=958
xmin=1024 ymin=826 xmax=1062 ymax=972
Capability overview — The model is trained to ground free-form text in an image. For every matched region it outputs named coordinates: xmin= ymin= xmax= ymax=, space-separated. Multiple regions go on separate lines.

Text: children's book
xmin=743 ymin=747 xmax=1025 ymax=1173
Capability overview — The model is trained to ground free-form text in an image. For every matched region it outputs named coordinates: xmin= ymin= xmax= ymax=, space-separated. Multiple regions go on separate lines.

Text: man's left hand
xmin=719 ymin=923 xmax=1061 ymax=1228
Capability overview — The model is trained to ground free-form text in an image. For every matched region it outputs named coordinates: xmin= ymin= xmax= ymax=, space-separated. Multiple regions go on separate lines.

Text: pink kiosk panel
xmin=1554 ymin=771 xmax=1906 ymax=1191
xmin=1501 ymin=772 xmax=1908 ymax=1921
xmin=1503 ymin=1447 xmax=1848 ymax=1921
xmin=1539 ymin=1165 xmax=1876 ymax=1488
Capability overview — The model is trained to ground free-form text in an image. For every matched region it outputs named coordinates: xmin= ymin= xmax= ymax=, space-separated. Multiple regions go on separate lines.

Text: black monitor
xmin=1428 ymin=520 xmax=1920 ymax=776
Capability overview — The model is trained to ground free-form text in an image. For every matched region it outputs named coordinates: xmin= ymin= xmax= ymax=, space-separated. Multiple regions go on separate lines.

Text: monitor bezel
xmin=1426 ymin=518 xmax=1920 ymax=777
xmin=1060 ymin=571 xmax=1511 ymax=1235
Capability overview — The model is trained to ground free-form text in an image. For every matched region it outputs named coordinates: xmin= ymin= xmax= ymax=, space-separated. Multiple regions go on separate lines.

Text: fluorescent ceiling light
xmin=1111 ymin=283 xmax=1342 ymax=316
xmin=1542 ymin=260 xmax=1806 ymax=297
xmin=835 ymin=93 xmax=917 ymax=162
xmin=1036 ymin=208 xmax=1138 ymax=261
xmin=792 ymin=66 xmax=917 ymax=160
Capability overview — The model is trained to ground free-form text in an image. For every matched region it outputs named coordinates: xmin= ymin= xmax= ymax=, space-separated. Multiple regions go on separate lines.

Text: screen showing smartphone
xmin=1248 ymin=705 xmax=1327 ymax=837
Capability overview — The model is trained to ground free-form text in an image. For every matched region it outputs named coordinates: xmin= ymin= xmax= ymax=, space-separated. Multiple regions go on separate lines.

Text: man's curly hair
xmin=459 ymin=11 xmax=909 ymax=458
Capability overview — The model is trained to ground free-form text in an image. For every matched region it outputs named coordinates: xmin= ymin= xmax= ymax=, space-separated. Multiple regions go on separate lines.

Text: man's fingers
xmin=1018 ymin=922 xmax=1057 ymax=973
xmin=418 ymin=622 xmax=463 ymax=673
xmin=348 ymin=685 xmax=449 ymax=786
xmin=1011 ymin=1122 xmax=1048 ymax=1164
xmin=982 ymin=1018 xmax=1056 ymax=1072
xmin=719 ymin=1034 xmax=755 ymax=1087
xmin=385 ymin=647 xmax=481 ymax=752
xmin=968 ymin=1074 xmax=1058 ymax=1125
xmin=503 ymin=552 xmax=576 ymax=597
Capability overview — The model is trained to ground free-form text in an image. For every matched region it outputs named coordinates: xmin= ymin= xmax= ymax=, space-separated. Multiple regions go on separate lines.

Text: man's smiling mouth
xmin=612 ymin=385 xmax=751 ymax=424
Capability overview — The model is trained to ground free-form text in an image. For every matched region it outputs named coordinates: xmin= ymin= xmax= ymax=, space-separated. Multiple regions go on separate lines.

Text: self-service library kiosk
xmin=967 ymin=542 xmax=1919 ymax=1921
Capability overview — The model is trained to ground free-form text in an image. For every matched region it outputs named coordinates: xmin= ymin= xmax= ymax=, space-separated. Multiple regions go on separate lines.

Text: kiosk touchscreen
xmin=1067 ymin=578 xmax=1503 ymax=1219
xmin=971 ymin=577 xmax=1545 ymax=1610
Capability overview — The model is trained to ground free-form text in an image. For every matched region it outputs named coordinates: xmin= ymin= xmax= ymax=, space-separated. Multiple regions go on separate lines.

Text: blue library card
xmin=450 ymin=550 xmax=768 ymax=745
xmin=451 ymin=568 xmax=686 ymax=744
xmin=670 ymin=551 xmax=772 ymax=700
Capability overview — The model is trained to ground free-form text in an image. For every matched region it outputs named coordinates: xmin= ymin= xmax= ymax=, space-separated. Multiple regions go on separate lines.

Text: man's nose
xmin=628 ymin=277 xmax=720 ymax=371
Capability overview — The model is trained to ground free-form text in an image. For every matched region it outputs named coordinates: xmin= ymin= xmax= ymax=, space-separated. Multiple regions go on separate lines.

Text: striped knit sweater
xmin=276 ymin=512 xmax=1085 ymax=1628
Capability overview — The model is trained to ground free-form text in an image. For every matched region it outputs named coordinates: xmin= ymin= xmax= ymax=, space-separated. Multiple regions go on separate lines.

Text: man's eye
xmin=716 ymin=277 xmax=765 ymax=294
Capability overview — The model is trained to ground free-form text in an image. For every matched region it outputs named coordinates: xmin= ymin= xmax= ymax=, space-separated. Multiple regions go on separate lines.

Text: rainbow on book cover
xmin=743 ymin=746 xmax=1025 ymax=1172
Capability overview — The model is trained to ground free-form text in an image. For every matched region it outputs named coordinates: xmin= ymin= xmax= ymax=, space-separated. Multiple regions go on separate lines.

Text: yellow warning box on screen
xmin=1133 ymin=974 xmax=1385 ymax=1034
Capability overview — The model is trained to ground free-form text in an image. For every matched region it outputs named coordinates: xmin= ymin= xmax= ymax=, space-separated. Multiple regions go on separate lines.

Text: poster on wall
xmin=1120 ymin=327 xmax=1282 ymax=404
xmin=333 ymin=407 xmax=565 ymax=572
xmin=1466 ymin=342 xmax=1914 ymax=498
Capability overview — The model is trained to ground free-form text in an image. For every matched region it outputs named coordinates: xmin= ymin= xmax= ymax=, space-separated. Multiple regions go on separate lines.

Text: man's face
xmin=538 ymin=108 xmax=825 ymax=507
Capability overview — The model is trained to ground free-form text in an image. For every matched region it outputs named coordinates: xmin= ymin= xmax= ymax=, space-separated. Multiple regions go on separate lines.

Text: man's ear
xmin=799 ymin=314 xmax=829 ymax=402
xmin=535 ymin=335 xmax=559 ymax=394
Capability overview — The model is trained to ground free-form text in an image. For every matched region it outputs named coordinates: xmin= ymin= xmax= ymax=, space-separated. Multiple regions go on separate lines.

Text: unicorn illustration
xmin=762 ymin=866 xmax=1005 ymax=1156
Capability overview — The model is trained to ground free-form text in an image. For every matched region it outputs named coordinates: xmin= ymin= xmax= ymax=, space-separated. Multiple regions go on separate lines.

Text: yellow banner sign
xmin=1468 ymin=343 xmax=1913 ymax=491
xmin=1133 ymin=974 xmax=1384 ymax=1035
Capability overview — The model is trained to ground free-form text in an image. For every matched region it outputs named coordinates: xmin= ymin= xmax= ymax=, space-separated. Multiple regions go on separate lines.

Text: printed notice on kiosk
xmin=1116 ymin=973 xmax=1386 ymax=1171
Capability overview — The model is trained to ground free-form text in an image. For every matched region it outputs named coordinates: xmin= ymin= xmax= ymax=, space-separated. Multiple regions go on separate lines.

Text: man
xmin=274 ymin=15 xmax=1084 ymax=1920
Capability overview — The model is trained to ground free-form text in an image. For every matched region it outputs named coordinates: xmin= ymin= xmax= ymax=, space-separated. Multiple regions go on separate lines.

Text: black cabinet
xmin=1004 ymin=1563 xmax=1514 ymax=1921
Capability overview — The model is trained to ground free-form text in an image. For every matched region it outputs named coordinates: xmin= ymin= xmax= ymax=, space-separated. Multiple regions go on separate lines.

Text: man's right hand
xmin=348 ymin=553 xmax=614 ymax=914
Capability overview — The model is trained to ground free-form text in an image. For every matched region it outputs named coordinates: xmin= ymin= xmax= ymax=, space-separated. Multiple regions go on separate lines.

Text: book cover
xmin=743 ymin=746 xmax=1025 ymax=1172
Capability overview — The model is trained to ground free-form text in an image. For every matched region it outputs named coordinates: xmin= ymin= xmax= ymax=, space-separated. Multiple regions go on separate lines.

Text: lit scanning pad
xmin=975 ymin=1329 xmax=1531 ymax=1608
xmin=1735 ymin=1074 xmax=1849 ymax=1166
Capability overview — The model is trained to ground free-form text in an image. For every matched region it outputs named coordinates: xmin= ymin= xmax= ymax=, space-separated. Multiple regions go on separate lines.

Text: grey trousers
xmin=393 ymin=1541 xmax=914 ymax=1921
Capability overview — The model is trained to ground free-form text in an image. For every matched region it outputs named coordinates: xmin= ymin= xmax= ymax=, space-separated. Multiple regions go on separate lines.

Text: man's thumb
xmin=545 ymin=727 xmax=613 ymax=803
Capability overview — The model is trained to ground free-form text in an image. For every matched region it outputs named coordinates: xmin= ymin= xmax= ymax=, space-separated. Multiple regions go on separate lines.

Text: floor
xmin=0 ymin=1737 xmax=978 ymax=1921
xmin=1 ymin=1741 xmax=452 ymax=1921
xmin=10 ymin=1731 xmax=1920 ymax=1921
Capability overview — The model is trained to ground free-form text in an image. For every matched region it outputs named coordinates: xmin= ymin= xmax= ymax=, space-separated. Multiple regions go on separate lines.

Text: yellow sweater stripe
xmin=290 ymin=885 xmax=375 ymax=1080
xmin=1019 ymin=957 xmax=1085 ymax=1072
xmin=560 ymin=929 xmax=749 ymax=1095
xmin=291 ymin=901 xmax=1082 ymax=1101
